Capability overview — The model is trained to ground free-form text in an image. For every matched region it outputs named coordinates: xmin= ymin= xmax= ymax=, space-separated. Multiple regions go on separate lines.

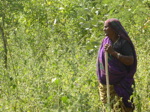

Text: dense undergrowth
xmin=0 ymin=0 xmax=150 ymax=111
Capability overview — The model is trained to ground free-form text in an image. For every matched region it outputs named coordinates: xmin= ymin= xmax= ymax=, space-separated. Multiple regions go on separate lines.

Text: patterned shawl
xmin=97 ymin=18 xmax=137 ymax=107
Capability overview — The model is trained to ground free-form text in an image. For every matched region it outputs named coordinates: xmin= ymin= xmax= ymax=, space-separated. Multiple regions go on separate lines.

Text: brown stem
xmin=0 ymin=26 xmax=7 ymax=68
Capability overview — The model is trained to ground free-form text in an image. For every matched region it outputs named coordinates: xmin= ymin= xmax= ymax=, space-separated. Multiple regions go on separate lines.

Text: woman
xmin=97 ymin=18 xmax=137 ymax=112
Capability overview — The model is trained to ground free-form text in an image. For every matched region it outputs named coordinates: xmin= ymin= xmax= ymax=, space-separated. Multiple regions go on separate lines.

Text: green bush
xmin=0 ymin=0 xmax=149 ymax=111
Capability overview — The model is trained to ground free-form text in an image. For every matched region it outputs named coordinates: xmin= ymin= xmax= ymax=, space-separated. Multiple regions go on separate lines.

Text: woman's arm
xmin=111 ymin=51 xmax=134 ymax=65
xmin=104 ymin=44 xmax=134 ymax=66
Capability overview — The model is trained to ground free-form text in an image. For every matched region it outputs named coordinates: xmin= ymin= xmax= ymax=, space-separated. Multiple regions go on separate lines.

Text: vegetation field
xmin=0 ymin=0 xmax=149 ymax=111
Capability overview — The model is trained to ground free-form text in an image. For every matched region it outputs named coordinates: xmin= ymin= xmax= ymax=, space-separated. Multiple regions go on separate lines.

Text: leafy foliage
xmin=0 ymin=0 xmax=149 ymax=111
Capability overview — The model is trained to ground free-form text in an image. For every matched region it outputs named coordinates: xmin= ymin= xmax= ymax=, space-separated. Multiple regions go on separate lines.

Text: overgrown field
xmin=0 ymin=0 xmax=149 ymax=111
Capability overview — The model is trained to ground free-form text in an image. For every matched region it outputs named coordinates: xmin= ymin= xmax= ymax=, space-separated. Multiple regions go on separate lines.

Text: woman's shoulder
xmin=119 ymin=37 xmax=134 ymax=55
xmin=120 ymin=37 xmax=127 ymax=43
xmin=119 ymin=37 xmax=130 ymax=46
xmin=114 ymin=37 xmax=132 ymax=52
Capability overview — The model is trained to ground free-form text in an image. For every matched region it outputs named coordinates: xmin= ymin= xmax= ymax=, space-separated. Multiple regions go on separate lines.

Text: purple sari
xmin=97 ymin=19 xmax=137 ymax=108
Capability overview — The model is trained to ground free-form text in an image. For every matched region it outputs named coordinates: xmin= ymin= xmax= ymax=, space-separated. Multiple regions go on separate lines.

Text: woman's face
xmin=103 ymin=22 xmax=115 ymax=37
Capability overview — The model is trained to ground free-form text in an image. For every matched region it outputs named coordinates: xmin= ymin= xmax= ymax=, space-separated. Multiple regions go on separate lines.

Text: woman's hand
xmin=104 ymin=44 xmax=115 ymax=55
xmin=104 ymin=44 xmax=134 ymax=65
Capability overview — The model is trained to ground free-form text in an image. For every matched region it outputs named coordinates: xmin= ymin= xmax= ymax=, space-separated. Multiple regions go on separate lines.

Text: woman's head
xmin=103 ymin=20 xmax=117 ymax=37
xmin=104 ymin=18 xmax=131 ymax=42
